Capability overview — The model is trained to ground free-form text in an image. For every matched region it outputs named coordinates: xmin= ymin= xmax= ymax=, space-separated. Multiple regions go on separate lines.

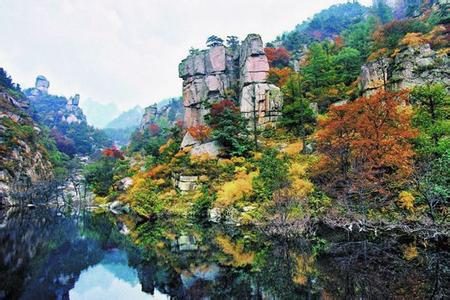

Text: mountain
xmin=79 ymin=99 xmax=120 ymax=129
xmin=24 ymin=76 xmax=111 ymax=156
xmin=274 ymin=2 xmax=369 ymax=51
xmin=105 ymin=106 xmax=143 ymax=129
xmin=0 ymin=69 xmax=54 ymax=205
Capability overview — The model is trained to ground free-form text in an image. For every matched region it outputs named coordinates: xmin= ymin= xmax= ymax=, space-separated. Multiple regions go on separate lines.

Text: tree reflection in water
xmin=0 ymin=207 xmax=448 ymax=299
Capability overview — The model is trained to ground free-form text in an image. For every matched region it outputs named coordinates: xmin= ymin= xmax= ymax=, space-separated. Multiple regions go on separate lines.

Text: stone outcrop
xmin=361 ymin=44 xmax=450 ymax=95
xmin=35 ymin=75 xmax=49 ymax=94
xmin=179 ymin=45 xmax=238 ymax=128
xmin=0 ymin=89 xmax=53 ymax=206
xmin=138 ymin=98 xmax=184 ymax=132
xmin=25 ymin=76 xmax=87 ymax=126
xmin=179 ymin=34 xmax=282 ymax=129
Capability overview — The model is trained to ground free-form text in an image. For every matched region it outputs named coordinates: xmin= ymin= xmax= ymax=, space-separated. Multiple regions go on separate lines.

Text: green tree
xmin=254 ymin=149 xmax=289 ymax=201
xmin=342 ymin=17 xmax=377 ymax=59
xmin=281 ymin=96 xmax=316 ymax=153
xmin=417 ymin=150 xmax=450 ymax=221
xmin=373 ymin=0 xmax=393 ymax=24
xmin=206 ymin=100 xmax=252 ymax=156
xmin=333 ymin=47 xmax=362 ymax=85
xmin=206 ymin=35 xmax=224 ymax=48
xmin=301 ymin=43 xmax=335 ymax=101
xmin=226 ymin=35 xmax=240 ymax=50
xmin=411 ymin=84 xmax=450 ymax=157
xmin=84 ymin=157 xmax=116 ymax=196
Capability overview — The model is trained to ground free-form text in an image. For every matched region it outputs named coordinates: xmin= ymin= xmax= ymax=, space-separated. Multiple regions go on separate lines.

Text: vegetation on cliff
xmin=84 ymin=1 xmax=448 ymax=235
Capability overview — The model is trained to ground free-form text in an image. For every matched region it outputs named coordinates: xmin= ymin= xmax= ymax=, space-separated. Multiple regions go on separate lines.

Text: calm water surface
xmin=0 ymin=207 xmax=448 ymax=299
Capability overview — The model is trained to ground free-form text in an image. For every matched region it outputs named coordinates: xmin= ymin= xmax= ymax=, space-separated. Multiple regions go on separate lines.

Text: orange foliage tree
xmin=268 ymin=67 xmax=294 ymax=87
xmin=148 ymin=123 xmax=161 ymax=136
xmin=315 ymin=90 xmax=418 ymax=203
xmin=264 ymin=47 xmax=291 ymax=68
xmin=187 ymin=124 xmax=212 ymax=143
xmin=102 ymin=146 xmax=124 ymax=160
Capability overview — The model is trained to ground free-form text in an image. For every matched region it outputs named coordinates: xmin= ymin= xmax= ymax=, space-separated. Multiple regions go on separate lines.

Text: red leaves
xmin=315 ymin=90 xmax=418 ymax=200
xmin=210 ymin=100 xmax=239 ymax=118
xmin=268 ymin=67 xmax=294 ymax=86
xmin=264 ymin=47 xmax=291 ymax=67
xmin=187 ymin=125 xmax=211 ymax=143
xmin=102 ymin=146 xmax=124 ymax=160
xmin=148 ymin=123 xmax=161 ymax=136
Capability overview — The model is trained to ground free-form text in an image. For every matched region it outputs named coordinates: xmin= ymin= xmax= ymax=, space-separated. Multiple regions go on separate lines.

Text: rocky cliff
xmin=360 ymin=44 xmax=449 ymax=95
xmin=24 ymin=76 xmax=110 ymax=155
xmin=179 ymin=34 xmax=282 ymax=131
xmin=0 ymin=88 xmax=53 ymax=206
xmin=139 ymin=98 xmax=184 ymax=132
xmin=26 ymin=76 xmax=86 ymax=126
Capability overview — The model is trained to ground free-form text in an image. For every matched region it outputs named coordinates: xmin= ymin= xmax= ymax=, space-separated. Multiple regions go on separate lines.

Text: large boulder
xmin=190 ymin=141 xmax=220 ymax=158
xmin=360 ymin=44 xmax=449 ymax=95
xmin=240 ymin=83 xmax=283 ymax=125
xmin=35 ymin=75 xmax=49 ymax=94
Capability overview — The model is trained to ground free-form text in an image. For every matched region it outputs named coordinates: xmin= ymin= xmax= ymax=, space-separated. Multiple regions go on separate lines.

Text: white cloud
xmin=0 ymin=0 xmax=372 ymax=111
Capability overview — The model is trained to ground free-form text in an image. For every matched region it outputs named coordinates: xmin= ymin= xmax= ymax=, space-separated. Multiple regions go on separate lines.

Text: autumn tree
xmin=268 ymin=67 xmax=294 ymax=87
xmin=264 ymin=47 xmax=291 ymax=68
xmin=187 ymin=125 xmax=212 ymax=143
xmin=315 ymin=90 xmax=418 ymax=205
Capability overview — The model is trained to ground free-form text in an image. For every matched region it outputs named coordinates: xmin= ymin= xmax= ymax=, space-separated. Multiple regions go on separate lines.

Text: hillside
xmin=24 ymin=76 xmax=111 ymax=156
xmin=86 ymin=0 xmax=449 ymax=232
xmin=0 ymin=70 xmax=55 ymax=205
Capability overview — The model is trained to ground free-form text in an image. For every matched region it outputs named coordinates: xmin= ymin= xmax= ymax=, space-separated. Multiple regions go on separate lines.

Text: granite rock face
xmin=0 ymin=89 xmax=53 ymax=206
xmin=138 ymin=98 xmax=184 ymax=133
xmin=178 ymin=34 xmax=282 ymax=130
xmin=26 ymin=76 xmax=87 ymax=126
xmin=361 ymin=44 xmax=449 ymax=95
xmin=179 ymin=45 xmax=237 ymax=128
xmin=35 ymin=75 xmax=49 ymax=94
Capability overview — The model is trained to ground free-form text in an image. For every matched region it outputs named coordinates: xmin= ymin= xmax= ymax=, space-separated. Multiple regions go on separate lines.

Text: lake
xmin=0 ymin=206 xmax=448 ymax=299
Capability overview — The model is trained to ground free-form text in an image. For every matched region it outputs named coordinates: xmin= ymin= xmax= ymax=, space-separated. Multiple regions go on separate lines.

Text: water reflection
xmin=70 ymin=250 xmax=168 ymax=300
xmin=0 ymin=207 xmax=448 ymax=299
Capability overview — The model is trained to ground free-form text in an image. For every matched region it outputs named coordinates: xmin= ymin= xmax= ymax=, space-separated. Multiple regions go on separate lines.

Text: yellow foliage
xmin=391 ymin=48 xmax=401 ymax=58
xmin=400 ymin=32 xmax=427 ymax=47
xmin=231 ymin=156 xmax=246 ymax=164
xmin=215 ymin=171 xmax=257 ymax=208
xmin=290 ymin=178 xmax=314 ymax=198
xmin=199 ymin=175 xmax=209 ymax=183
xmin=234 ymin=166 xmax=247 ymax=174
xmin=397 ymin=191 xmax=415 ymax=212
xmin=252 ymin=152 xmax=263 ymax=161
xmin=159 ymin=139 xmax=174 ymax=154
xmin=156 ymin=241 xmax=165 ymax=249
xmin=436 ymin=47 xmax=450 ymax=56
xmin=147 ymin=164 xmax=166 ymax=178
xmin=283 ymin=142 xmax=303 ymax=157
xmin=215 ymin=235 xmax=254 ymax=267
xmin=218 ymin=159 xmax=234 ymax=167
xmin=289 ymin=162 xmax=308 ymax=178
xmin=292 ymin=254 xmax=316 ymax=286
xmin=174 ymin=150 xmax=187 ymax=158
xmin=368 ymin=48 xmax=388 ymax=62
xmin=190 ymin=153 xmax=212 ymax=163
xmin=403 ymin=243 xmax=418 ymax=261
xmin=154 ymin=178 xmax=166 ymax=186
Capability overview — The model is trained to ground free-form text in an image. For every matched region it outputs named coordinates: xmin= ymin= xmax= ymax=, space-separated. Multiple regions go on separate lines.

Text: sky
xmin=0 ymin=0 xmax=371 ymax=111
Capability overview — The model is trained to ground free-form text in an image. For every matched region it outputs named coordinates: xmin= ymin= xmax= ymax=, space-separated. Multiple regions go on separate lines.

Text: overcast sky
xmin=0 ymin=0 xmax=371 ymax=111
